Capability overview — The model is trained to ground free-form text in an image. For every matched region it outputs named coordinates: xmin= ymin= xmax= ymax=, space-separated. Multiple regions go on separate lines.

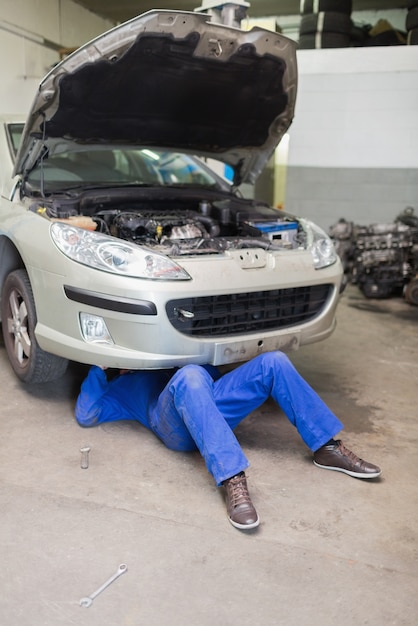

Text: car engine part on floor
xmin=329 ymin=208 xmax=418 ymax=304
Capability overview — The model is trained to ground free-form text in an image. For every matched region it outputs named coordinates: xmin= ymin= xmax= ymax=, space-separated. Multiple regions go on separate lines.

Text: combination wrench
xmin=80 ymin=563 xmax=128 ymax=607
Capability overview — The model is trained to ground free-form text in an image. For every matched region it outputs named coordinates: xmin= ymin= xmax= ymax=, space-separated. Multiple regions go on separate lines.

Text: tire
xmin=300 ymin=12 xmax=352 ymax=35
xmin=298 ymin=32 xmax=350 ymax=49
xmin=300 ymin=0 xmax=352 ymax=15
xmin=404 ymin=278 xmax=418 ymax=305
xmin=1 ymin=269 xmax=68 ymax=383
xmin=406 ymin=7 xmax=418 ymax=31
xmin=407 ymin=27 xmax=418 ymax=44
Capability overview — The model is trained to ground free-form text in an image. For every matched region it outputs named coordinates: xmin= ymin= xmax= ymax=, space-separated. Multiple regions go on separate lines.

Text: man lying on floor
xmin=75 ymin=351 xmax=381 ymax=530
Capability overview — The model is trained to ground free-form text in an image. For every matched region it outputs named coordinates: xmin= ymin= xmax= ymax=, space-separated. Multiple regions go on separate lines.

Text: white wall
xmin=290 ymin=46 xmax=418 ymax=169
xmin=0 ymin=0 xmax=113 ymax=114
xmin=248 ymin=9 xmax=418 ymax=226
xmin=283 ymin=45 xmax=418 ymax=228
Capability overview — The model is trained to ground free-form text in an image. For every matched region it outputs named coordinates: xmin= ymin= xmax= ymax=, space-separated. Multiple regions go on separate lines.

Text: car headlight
xmin=300 ymin=219 xmax=338 ymax=269
xmin=50 ymin=222 xmax=191 ymax=280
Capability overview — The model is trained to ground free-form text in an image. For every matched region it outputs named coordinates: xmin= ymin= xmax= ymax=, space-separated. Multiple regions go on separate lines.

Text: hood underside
xmin=15 ymin=10 xmax=297 ymax=186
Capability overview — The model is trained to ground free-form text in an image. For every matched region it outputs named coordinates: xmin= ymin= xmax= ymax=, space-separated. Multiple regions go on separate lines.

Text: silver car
xmin=0 ymin=9 xmax=343 ymax=384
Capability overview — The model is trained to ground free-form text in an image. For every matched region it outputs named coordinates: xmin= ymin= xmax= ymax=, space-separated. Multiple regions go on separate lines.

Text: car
xmin=0 ymin=9 xmax=344 ymax=384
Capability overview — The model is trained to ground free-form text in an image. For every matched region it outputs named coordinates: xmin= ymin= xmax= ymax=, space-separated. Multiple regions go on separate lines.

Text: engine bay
xmin=38 ymin=192 xmax=303 ymax=256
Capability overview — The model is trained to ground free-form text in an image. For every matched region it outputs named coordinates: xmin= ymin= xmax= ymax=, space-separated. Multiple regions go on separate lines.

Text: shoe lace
xmin=337 ymin=441 xmax=364 ymax=465
xmin=226 ymin=475 xmax=252 ymax=507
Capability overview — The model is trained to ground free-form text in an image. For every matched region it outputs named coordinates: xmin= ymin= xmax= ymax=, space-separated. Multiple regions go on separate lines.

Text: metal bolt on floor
xmin=80 ymin=446 xmax=91 ymax=469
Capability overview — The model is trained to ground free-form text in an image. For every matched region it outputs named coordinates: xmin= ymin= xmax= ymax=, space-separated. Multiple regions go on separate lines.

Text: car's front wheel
xmin=1 ymin=269 xmax=68 ymax=383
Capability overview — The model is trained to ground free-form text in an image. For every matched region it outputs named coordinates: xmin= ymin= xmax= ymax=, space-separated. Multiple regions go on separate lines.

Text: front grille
xmin=166 ymin=284 xmax=332 ymax=337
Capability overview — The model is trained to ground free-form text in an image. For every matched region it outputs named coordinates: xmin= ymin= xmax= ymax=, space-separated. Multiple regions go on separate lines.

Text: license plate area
xmin=213 ymin=330 xmax=300 ymax=365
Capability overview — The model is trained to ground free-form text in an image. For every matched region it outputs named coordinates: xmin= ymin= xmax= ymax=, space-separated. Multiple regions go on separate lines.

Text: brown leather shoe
xmin=223 ymin=472 xmax=260 ymax=530
xmin=313 ymin=440 xmax=381 ymax=478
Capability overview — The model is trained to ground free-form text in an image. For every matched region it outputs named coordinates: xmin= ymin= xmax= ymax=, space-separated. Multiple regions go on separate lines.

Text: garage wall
xmin=0 ymin=0 xmax=113 ymax=114
xmin=284 ymin=45 xmax=418 ymax=230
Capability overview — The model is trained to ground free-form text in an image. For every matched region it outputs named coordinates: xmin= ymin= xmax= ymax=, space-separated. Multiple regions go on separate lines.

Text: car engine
xmin=40 ymin=193 xmax=302 ymax=256
xmin=101 ymin=209 xmax=222 ymax=254
xmin=330 ymin=215 xmax=418 ymax=302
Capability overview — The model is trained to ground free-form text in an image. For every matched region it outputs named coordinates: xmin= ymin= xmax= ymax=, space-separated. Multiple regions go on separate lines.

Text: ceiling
xmin=73 ymin=1 xmax=408 ymax=25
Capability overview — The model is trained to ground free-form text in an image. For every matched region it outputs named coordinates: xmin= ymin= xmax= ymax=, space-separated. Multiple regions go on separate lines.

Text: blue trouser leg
xmin=150 ymin=365 xmax=250 ymax=486
xmin=150 ymin=352 xmax=343 ymax=486
xmin=212 ymin=352 xmax=343 ymax=451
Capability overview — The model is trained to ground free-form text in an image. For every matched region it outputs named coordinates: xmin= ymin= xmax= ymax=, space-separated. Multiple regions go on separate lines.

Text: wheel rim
xmin=6 ymin=288 xmax=31 ymax=366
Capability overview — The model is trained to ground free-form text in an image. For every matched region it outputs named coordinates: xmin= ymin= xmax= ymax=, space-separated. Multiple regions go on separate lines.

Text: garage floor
xmin=0 ymin=284 xmax=417 ymax=625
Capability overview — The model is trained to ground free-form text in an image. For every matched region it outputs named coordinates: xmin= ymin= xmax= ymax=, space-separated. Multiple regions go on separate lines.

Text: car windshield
xmin=25 ymin=147 xmax=223 ymax=192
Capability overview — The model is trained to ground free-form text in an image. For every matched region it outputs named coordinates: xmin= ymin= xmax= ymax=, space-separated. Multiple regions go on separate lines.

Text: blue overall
xmin=75 ymin=352 xmax=343 ymax=486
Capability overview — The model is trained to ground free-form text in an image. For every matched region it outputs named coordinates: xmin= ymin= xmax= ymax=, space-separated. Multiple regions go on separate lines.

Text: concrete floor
xmin=0 ymin=284 xmax=417 ymax=625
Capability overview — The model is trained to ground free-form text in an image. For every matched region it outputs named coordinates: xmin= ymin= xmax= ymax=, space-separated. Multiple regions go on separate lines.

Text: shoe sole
xmin=313 ymin=460 xmax=381 ymax=479
xmin=228 ymin=515 xmax=260 ymax=530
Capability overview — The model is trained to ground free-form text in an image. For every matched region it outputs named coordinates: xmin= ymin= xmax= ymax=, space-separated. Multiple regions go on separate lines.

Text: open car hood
xmin=15 ymin=10 xmax=297 ymax=186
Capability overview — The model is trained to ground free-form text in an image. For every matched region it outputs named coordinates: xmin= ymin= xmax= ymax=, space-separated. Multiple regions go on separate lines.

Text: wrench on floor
xmin=80 ymin=563 xmax=128 ymax=607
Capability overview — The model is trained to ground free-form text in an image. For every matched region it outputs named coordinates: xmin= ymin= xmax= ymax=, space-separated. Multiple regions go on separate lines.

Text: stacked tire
xmin=299 ymin=0 xmax=352 ymax=49
xmin=406 ymin=2 xmax=418 ymax=45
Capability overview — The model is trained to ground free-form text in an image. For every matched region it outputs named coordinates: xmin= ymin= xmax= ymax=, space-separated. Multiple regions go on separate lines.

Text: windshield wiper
xmin=43 ymin=181 xmax=164 ymax=193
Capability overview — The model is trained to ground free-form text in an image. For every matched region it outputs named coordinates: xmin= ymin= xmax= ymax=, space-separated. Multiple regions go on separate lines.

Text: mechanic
xmin=75 ymin=351 xmax=381 ymax=530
